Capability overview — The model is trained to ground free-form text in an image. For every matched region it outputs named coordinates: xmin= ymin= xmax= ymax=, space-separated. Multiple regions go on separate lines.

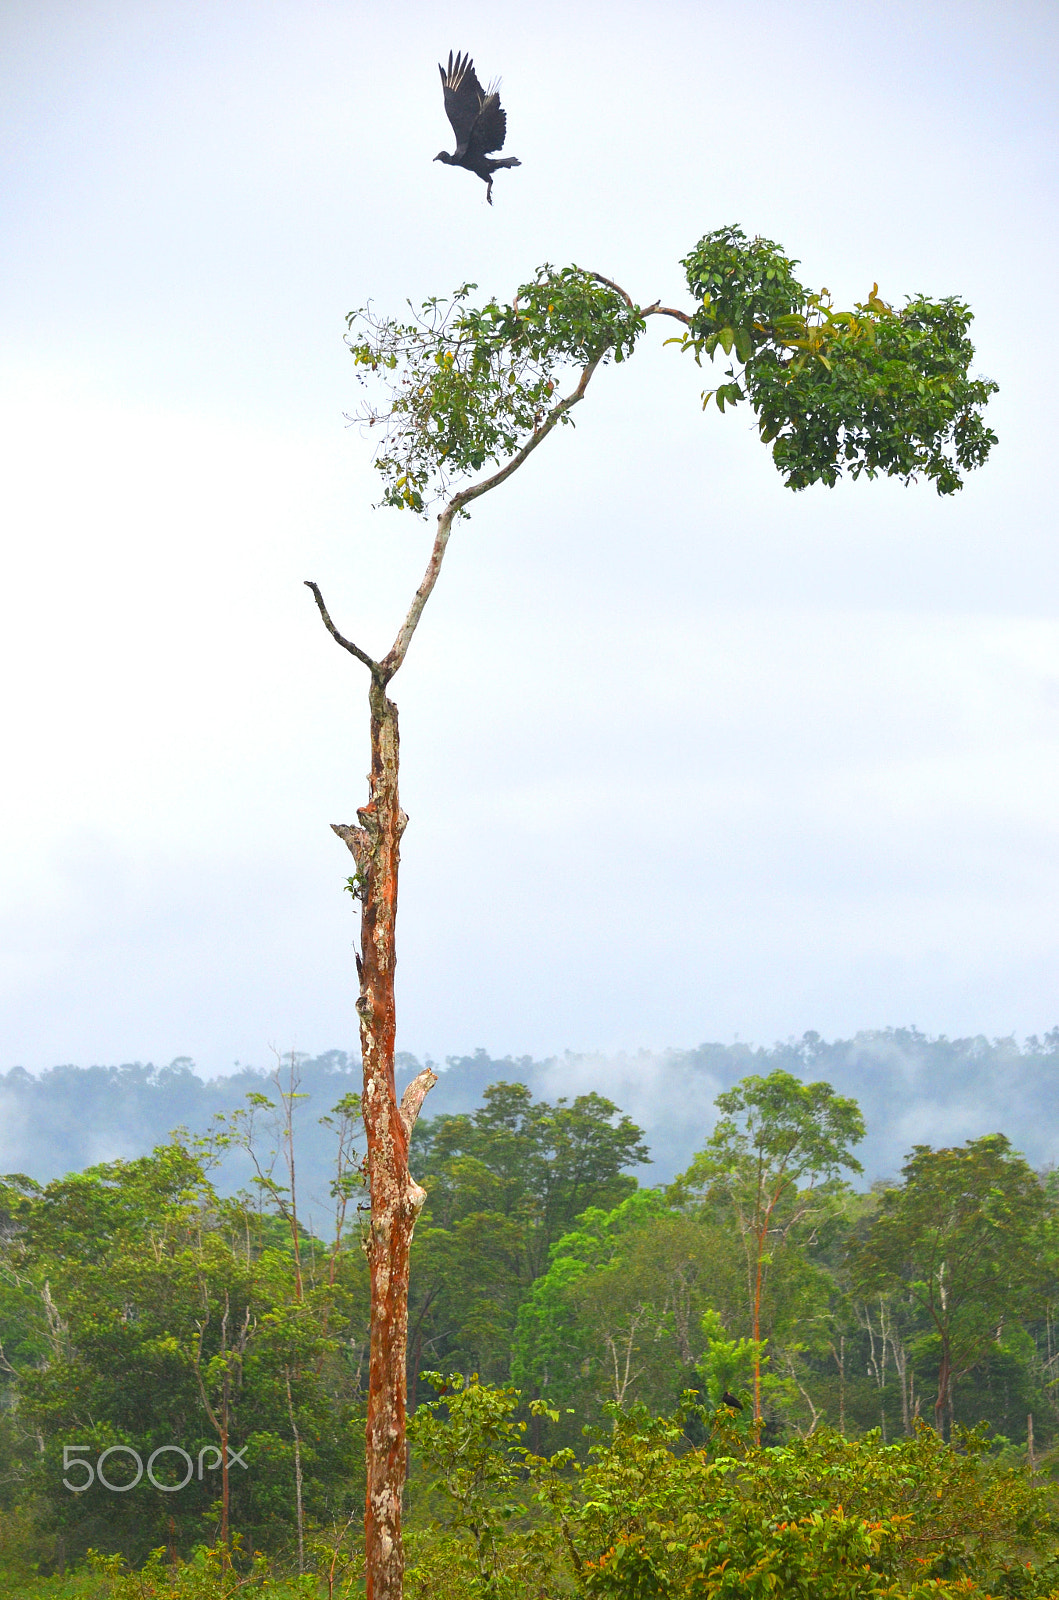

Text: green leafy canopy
xmin=347 ymin=228 xmax=997 ymax=520
xmin=676 ymin=224 xmax=999 ymax=495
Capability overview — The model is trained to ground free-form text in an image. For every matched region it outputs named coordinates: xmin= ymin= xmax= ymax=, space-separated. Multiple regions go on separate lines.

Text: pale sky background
xmin=1 ymin=0 xmax=1057 ymax=1078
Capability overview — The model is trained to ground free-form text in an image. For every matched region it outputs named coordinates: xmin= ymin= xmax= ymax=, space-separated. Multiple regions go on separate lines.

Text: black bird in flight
xmin=721 ymin=1391 xmax=744 ymax=1411
xmin=435 ymin=51 xmax=521 ymax=205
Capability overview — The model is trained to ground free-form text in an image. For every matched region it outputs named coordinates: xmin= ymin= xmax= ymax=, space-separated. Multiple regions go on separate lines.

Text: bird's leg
xmin=485 ymin=176 xmax=494 ymax=205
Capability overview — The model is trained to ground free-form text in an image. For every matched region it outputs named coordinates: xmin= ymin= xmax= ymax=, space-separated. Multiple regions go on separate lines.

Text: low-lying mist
xmin=3 ymin=1028 xmax=1057 ymax=1217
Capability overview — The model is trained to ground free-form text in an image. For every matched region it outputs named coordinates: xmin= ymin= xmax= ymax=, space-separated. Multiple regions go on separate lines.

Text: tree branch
xmin=331 ymin=822 xmax=371 ymax=870
xmin=377 ymin=509 xmax=457 ymax=683
xmin=332 ymin=278 xmax=683 ymax=689
xmin=644 ymin=304 xmax=693 ymax=326
xmin=379 ymin=350 xmax=609 ymax=680
xmin=304 ymin=581 xmax=384 ymax=681
xmin=398 ymin=1067 xmax=439 ymax=1142
xmin=586 ymin=272 xmax=691 ymax=327
xmin=588 ymin=272 xmax=637 ymax=308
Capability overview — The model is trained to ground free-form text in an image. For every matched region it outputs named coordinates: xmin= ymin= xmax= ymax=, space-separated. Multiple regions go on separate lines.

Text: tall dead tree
xmin=306 ymin=268 xmax=649 ymax=1600
xmin=307 ymin=235 xmax=996 ymax=1599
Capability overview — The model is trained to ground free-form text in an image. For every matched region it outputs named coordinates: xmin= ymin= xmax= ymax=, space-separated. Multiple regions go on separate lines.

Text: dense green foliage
xmin=676 ymin=225 xmax=998 ymax=493
xmin=9 ymin=1399 xmax=1059 ymax=1599
xmin=407 ymin=1083 xmax=649 ymax=1402
xmin=0 ymin=1079 xmax=371 ymax=1573
xmin=850 ymin=1136 xmax=1052 ymax=1436
xmin=405 ymin=1381 xmax=1059 ymax=1599
xmin=670 ymin=1071 xmax=865 ymax=1434
xmin=3 ymin=1067 xmax=1059 ymax=1591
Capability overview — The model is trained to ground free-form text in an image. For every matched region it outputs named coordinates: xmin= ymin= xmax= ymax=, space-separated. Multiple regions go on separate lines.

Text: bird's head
xmin=433 ymin=150 xmax=452 ymax=164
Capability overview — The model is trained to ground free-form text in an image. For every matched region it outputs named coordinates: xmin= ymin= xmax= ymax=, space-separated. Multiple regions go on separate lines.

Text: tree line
xmin=7 ymin=1027 xmax=1059 ymax=1193
xmin=1 ymin=1064 xmax=1056 ymax=1581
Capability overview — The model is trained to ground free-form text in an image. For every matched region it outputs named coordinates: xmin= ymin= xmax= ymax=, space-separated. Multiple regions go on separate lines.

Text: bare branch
xmin=378 ymin=512 xmax=457 ymax=682
xmin=783 ymin=1352 xmax=823 ymax=1436
xmin=398 ymin=1067 xmax=439 ymax=1142
xmin=381 ymin=350 xmax=608 ymax=680
xmin=644 ymin=304 xmax=693 ymax=326
xmin=331 ymin=822 xmax=371 ymax=869
xmin=453 ymin=349 xmax=606 ymax=508
xmin=304 ymin=581 xmax=383 ymax=680
xmin=588 ymin=272 xmax=691 ymax=326
xmin=588 ymin=271 xmax=637 ymax=308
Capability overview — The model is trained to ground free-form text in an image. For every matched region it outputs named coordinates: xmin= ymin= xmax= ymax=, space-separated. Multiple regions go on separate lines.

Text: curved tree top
xmin=346 ymin=225 xmax=997 ymax=515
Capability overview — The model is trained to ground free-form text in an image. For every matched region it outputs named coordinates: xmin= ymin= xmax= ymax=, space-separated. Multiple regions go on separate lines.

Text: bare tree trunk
xmin=603 ymin=1306 xmax=649 ymax=1406
xmin=783 ymin=1352 xmax=822 ymax=1436
xmin=899 ymin=1359 xmax=910 ymax=1436
xmin=220 ymin=1368 xmax=230 ymax=1552
xmin=274 ymin=1051 xmax=304 ymax=1301
xmin=334 ymin=679 xmax=437 ymax=1600
xmin=285 ymin=1368 xmax=306 ymax=1573
xmin=192 ymin=1290 xmax=250 ymax=1556
xmin=667 ymin=1265 xmax=695 ymax=1366
xmin=934 ymin=1339 xmax=953 ymax=1440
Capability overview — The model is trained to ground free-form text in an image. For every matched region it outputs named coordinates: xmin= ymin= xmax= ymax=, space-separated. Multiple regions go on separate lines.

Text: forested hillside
xmin=3 ymin=1029 xmax=1059 ymax=1200
xmin=2 ymin=1061 xmax=1059 ymax=1582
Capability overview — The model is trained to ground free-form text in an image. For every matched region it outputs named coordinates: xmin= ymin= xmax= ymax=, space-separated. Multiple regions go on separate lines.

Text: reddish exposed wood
xmin=349 ymin=680 xmax=438 ymax=1600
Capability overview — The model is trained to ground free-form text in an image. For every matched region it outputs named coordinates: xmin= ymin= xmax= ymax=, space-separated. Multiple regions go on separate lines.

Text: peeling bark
xmin=338 ymin=680 xmax=437 ymax=1600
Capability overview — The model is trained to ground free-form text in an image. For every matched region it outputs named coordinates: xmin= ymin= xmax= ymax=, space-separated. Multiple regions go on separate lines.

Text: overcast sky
xmin=1 ymin=0 xmax=1057 ymax=1077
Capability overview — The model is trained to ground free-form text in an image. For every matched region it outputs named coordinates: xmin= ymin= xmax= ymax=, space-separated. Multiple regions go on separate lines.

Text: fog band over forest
xmin=2 ymin=1027 xmax=1056 ymax=1202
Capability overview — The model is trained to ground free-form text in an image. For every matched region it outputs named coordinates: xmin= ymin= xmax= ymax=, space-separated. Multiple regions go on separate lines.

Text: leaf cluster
xmin=346 ymin=267 xmax=646 ymax=512
xmin=677 ymin=224 xmax=998 ymax=494
xmin=0 ymin=1134 xmax=368 ymax=1568
xmin=405 ymin=1383 xmax=1059 ymax=1600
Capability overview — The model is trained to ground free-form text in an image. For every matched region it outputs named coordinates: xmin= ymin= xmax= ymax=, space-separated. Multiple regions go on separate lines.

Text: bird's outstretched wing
xmin=467 ymin=86 xmax=507 ymax=156
xmin=438 ymin=51 xmax=485 ymax=155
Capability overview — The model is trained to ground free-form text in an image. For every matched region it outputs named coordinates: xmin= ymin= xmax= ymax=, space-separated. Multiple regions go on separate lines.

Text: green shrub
xmin=569 ymin=1402 xmax=1059 ymax=1598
